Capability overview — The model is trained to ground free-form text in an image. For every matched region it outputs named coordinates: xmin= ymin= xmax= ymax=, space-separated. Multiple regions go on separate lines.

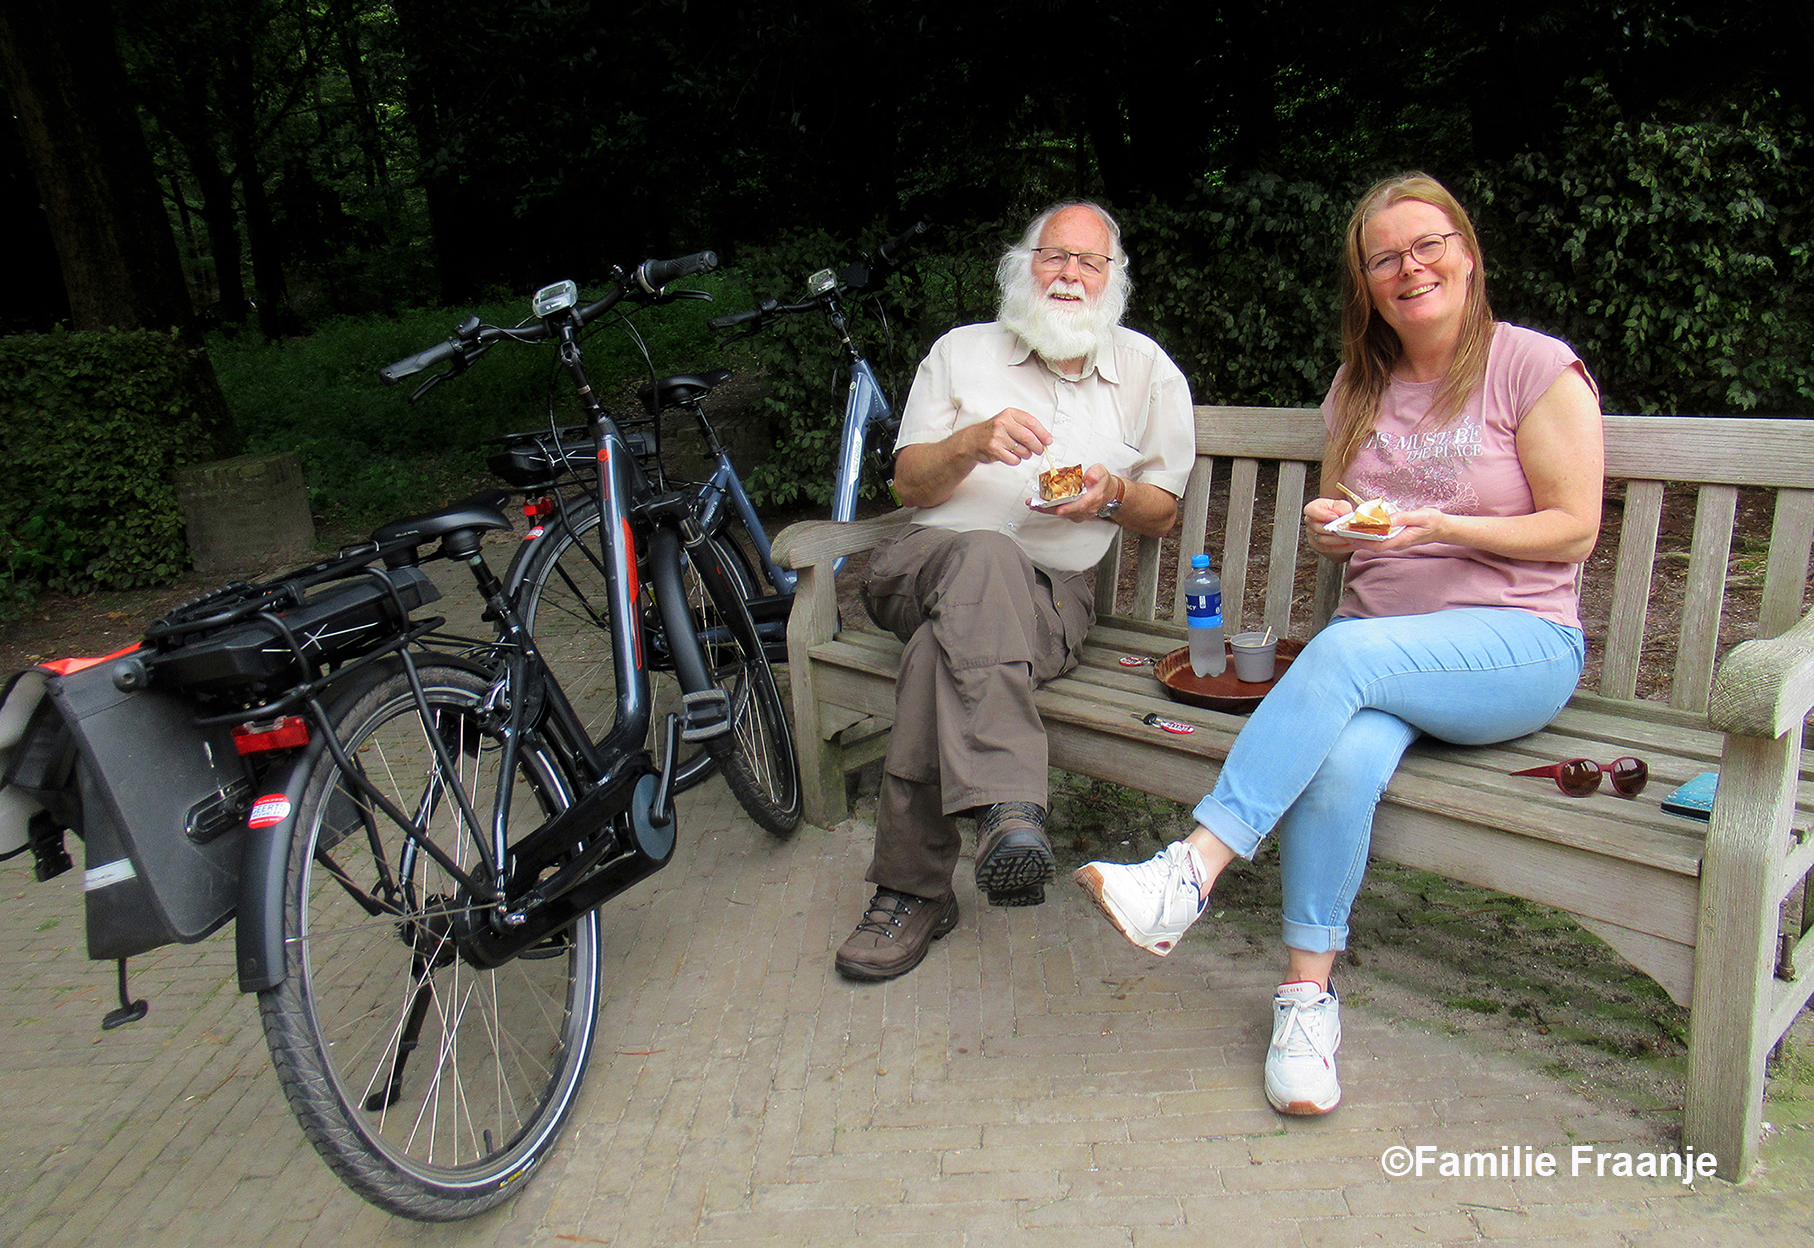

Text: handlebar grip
xmin=636 ymin=250 xmax=719 ymax=292
xmin=707 ymin=307 xmax=762 ymax=330
xmin=379 ymin=337 xmax=462 ymax=385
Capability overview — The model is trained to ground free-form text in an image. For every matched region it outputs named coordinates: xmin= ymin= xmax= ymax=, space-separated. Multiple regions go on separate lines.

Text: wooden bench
xmin=772 ymin=406 xmax=1814 ymax=1181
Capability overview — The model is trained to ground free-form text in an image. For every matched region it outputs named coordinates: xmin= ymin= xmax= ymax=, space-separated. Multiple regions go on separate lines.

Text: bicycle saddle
xmin=372 ymin=490 xmax=513 ymax=565
xmin=639 ymin=369 xmax=734 ymax=415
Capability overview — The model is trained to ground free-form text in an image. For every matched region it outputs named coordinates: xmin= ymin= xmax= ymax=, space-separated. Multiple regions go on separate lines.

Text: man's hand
xmin=1050 ymin=464 xmax=1116 ymax=523
xmin=893 ymin=407 xmax=1053 ymax=508
xmin=966 ymin=407 xmax=1052 ymax=466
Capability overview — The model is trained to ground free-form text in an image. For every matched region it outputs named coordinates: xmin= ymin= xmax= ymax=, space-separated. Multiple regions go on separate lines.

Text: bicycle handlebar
xmin=380 ymin=251 xmax=721 ymax=385
xmin=706 ymin=223 xmax=928 ymax=337
xmin=636 ymin=250 xmax=718 ymax=291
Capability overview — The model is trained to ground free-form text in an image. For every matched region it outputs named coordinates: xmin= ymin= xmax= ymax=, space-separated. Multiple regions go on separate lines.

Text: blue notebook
xmin=1660 ymin=772 xmax=1718 ymax=821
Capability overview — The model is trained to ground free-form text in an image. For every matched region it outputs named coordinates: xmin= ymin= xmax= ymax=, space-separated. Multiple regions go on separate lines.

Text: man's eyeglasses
xmin=1364 ymin=232 xmax=1462 ymax=280
xmin=1032 ymin=247 xmax=1113 ymax=278
xmin=1510 ymin=757 xmax=1648 ymax=799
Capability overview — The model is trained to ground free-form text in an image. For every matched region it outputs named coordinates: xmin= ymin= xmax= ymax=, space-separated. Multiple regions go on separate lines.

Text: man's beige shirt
xmin=893 ymin=322 xmax=1196 ymax=571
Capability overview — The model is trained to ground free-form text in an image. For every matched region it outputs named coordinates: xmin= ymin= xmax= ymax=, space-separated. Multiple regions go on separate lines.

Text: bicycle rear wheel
xmin=514 ymin=504 xmax=800 ymax=834
xmin=257 ymin=660 xmax=600 ymax=1221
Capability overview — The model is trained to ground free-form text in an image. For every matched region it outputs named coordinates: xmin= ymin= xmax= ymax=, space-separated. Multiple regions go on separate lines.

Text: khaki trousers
xmin=859 ymin=526 xmax=1094 ymax=900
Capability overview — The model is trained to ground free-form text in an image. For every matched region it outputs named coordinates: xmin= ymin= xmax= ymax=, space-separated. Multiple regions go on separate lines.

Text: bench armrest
xmin=1709 ymin=604 xmax=1814 ymax=739
xmin=772 ymin=510 xmax=919 ymax=571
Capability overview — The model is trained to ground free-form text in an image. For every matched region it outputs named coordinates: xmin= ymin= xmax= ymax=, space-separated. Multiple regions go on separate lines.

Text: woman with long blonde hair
xmin=1078 ymin=172 xmax=1604 ymax=1116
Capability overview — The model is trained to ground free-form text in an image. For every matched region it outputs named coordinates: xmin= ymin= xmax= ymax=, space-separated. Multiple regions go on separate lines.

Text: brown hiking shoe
xmin=974 ymin=801 xmax=1055 ymax=906
xmin=835 ymin=888 xmax=960 ymax=981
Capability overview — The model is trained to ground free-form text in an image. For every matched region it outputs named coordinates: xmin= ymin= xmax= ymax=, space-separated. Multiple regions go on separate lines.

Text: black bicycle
xmin=3 ymin=252 xmax=798 ymax=1222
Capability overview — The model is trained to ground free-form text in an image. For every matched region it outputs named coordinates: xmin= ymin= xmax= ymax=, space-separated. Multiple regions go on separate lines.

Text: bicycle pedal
xmin=679 ymin=689 xmax=730 ymax=741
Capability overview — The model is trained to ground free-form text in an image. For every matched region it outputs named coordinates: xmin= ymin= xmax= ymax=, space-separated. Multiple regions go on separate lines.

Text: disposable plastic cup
xmin=1230 ymin=632 xmax=1278 ymax=683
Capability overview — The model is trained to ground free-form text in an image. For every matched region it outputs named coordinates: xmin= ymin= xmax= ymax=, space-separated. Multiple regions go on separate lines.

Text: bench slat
xmin=1222 ymin=459 xmax=1259 ymax=634
xmin=1762 ymin=489 xmax=1814 ymax=640
xmin=1173 ymin=457 xmax=1217 ymax=623
xmin=1674 ymin=484 xmax=1739 ymax=712
xmin=1264 ymin=460 xmax=1308 ymax=638
xmin=1602 ymin=480 xmax=1664 ymax=700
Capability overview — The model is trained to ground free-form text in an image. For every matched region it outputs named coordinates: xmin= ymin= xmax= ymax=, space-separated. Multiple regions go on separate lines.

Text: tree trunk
xmin=0 ymin=0 xmax=235 ymax=456
xmin=0 ymin=0 xmax=198 ymax=335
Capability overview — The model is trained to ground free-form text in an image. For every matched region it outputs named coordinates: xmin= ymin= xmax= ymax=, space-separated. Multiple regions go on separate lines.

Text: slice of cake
xmin=1345 ymin=497 xmax=1395 ymax=534
xmin=1039 ymin=463 xmax=1084 ymax=500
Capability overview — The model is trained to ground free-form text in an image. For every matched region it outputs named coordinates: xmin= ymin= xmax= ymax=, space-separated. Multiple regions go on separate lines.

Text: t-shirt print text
xmin=1361 ymin=420 xmax=1483 ymax=463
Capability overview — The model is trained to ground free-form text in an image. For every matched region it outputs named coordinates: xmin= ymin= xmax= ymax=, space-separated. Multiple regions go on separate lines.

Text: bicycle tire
xmin=514 ymin=503 xmax=801 ymax=835
xmin=257 ymin=660 xmax=600 ymax=1221
xmin=679 ymin=533 xmax=803 ymax=836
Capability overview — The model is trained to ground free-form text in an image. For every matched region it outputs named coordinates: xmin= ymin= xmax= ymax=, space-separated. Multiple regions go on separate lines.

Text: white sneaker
xmin=1072 ymin=841 xmax=1208 ymax=955
xmin=1265 ymin=980 xmax=1341 ymax=1115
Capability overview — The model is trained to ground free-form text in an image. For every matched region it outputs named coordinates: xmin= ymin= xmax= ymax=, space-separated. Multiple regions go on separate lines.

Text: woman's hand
xmin=1305 ymin=496 xmax=1358 ymax=558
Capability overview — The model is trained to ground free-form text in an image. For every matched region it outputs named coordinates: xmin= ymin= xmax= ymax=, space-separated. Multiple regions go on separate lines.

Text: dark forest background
xmin=2 ymin=0 xmax=1810 ymax=597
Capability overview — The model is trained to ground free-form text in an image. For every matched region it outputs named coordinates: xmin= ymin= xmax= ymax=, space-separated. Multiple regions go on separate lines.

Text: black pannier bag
xmin=47 ymin=662 xmax=249 ymax=960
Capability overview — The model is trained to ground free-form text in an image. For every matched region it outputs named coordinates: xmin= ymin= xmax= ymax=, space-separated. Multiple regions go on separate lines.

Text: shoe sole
xmin=974 ymin=833 xmax=1055 ymax=902
xmin=1267 ymin=1089 xmax=1342 ymax=1115
xmin=1072 ymin=864 xmax=1177 ymax=956
xmin=834 ymin=902 xmax=960 ymax=982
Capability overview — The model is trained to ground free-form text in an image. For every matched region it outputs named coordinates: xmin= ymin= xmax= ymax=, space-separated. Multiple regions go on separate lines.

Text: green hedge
xmin=0 ymin=329 xmax=227 ymax=605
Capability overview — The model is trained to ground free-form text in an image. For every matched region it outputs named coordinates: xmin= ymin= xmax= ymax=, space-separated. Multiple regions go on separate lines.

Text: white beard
xmin=998 ymin=272 xmax=1121 ymax=365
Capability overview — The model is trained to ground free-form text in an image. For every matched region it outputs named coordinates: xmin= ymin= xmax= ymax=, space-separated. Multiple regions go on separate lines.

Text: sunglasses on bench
xmin=1511 ymin=756 xmax=1648 ymax=798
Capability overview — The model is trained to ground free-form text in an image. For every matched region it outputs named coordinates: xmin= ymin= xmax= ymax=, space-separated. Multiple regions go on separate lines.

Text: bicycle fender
xmin=233 ymin=738 xmax=327 ymax=993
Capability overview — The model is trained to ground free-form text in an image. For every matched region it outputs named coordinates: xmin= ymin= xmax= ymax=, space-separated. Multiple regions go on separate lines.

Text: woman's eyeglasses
xmin=1363 ymin=231 xmax=1462 ymax=280
xmin=1510 ymin=757 xmax=1648 ymax=798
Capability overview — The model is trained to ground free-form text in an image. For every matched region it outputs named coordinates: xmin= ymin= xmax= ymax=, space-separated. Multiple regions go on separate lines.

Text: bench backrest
xmin=1098 ymin=407 xmax=1814 ymax=714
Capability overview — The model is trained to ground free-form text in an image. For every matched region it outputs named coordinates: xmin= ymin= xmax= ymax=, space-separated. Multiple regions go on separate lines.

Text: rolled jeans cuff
xmin=1191 ymin=794 xmax=1262 ymax=860
xmin=1281 ymin=917 xmax=1348 ymax=954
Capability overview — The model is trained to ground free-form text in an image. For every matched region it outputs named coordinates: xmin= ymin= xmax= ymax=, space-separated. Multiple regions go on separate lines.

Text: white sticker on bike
xmin=248 ymin=794 xmax=292 ymax=828
xmin=83 ymin=859 xmax=138 ymax=891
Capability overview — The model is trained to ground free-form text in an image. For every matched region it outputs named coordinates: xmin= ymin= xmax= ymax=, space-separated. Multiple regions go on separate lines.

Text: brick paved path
xmin=4 ymin=795 xmax=1813 ymax=1246
xmin=4 ymin=543 xmax=1810 ymax=1245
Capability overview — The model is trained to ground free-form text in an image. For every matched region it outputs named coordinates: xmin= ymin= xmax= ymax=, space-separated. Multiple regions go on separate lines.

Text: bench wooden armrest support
xmin=778 ymin=408 xmax=1814 ymax=1180
xmin=1686 ymin=602 xmax=1814 ymax=1172
xmin=1710 ymin=605 xmax=1814 ymax=740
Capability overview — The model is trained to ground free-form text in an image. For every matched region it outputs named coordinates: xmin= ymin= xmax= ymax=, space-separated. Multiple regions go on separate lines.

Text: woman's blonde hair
xmin=1326 ymin=173 xmax=1495 ymax=479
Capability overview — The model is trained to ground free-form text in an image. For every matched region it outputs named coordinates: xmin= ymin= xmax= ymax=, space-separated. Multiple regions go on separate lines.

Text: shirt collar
xmin=1004 ymin=326 xmax=1122 ymax=385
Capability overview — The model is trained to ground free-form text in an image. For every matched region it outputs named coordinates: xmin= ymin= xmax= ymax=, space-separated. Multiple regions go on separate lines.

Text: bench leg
xmin=785 ymin=562 xmax=852 ymax=829
xmin=1685 ymin=730 xmax=1798 ymax=1181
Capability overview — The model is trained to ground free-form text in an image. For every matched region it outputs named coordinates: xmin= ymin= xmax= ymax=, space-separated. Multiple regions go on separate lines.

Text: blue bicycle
xmin=495 ymin=224 xmax=927 ymax=765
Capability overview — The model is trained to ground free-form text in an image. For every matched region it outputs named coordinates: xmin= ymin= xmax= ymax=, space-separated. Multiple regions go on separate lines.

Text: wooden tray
xmin=1154 ymin=637 xmax=1303 ymax=713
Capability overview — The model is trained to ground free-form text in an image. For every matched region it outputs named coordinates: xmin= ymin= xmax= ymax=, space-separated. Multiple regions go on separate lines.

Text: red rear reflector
xmin=233 ymin=715 xmax=311 ymax=755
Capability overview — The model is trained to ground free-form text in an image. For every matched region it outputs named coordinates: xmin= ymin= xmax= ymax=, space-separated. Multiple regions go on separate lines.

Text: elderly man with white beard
xmin=835 ymin=201 xmax=1196 ymax=982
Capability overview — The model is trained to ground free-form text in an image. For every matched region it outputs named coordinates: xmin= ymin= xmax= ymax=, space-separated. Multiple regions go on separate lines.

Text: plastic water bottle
xmin=1185 ymin=553 xmax=1225 ymax=678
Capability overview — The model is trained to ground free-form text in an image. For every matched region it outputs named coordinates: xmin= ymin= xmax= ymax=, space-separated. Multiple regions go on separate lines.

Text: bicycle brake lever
xmin=408 ymin=371 xmax=447 ymax=403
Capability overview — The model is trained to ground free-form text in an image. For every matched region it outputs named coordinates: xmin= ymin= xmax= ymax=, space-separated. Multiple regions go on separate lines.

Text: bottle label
xmin=1185 ymin=591 xmax=1221 ymax=625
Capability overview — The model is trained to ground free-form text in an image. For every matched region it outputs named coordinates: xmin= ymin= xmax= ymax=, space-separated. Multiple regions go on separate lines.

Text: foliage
xmin=209 ymin=275 xmax=730 ymax=524
xmin=1475 ymin=82 xmax=1813 ymax=416
xmin=1124 ymin=176 xmax=1351 ymax=407
xmin=729 ymin=221 xmax=1006 ymax=508
xmin=0 ymin=330 xmax=224 ymax=596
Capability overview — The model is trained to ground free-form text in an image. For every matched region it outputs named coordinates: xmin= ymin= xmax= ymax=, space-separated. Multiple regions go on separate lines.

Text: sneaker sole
xmin=1266 ymin=1088 xmax=1342 ymax=1115
xmin=1072 ymin=864 xmax=1178 ymax=956
xmin=833 ymin=902 xmax=960 ymax=982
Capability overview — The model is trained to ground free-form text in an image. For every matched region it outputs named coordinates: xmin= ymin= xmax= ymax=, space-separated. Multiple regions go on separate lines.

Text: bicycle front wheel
xmin=515 ymin=504 xmax=800 ymax=835
xmin=257 ymin=660 xmax=601 ymax=1221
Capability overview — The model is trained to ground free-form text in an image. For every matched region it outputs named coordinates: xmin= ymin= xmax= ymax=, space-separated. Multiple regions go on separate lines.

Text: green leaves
xmin=0 ymin=330 xmax=216 ymax=595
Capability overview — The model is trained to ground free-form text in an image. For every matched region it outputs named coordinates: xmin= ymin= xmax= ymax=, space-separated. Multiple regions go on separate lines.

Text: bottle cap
xmin=1190 ymin=553 xmax=1211 ymax=569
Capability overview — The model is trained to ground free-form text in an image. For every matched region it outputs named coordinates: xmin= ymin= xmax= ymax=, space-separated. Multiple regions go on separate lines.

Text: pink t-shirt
xmin=1322 ymin=324 xmax=1597 ymax=629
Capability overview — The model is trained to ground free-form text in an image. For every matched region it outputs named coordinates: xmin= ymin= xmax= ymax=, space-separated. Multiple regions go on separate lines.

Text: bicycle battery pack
xmin=47 ymin=662 xmax=249 ymax=960
xmin=487 ymin=437 xmax=598 ymax=488
xmin=152 ymin=566 xmax=440 ymax=701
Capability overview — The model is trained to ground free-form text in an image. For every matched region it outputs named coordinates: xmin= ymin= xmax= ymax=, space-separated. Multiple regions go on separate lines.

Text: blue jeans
xmin=1191 ymin=608 xmax=1584 ymax=954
